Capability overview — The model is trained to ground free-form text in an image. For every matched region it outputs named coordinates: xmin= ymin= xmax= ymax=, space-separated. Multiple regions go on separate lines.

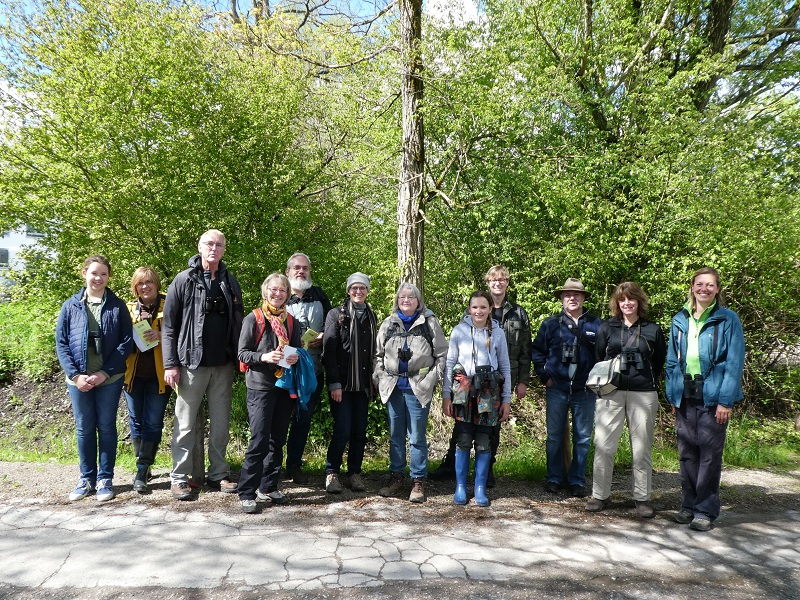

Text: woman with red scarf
xmin=237 ymin=273 xmax=301 ymax=514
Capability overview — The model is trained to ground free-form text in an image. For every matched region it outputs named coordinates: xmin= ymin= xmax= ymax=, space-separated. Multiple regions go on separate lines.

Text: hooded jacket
xmin=162 ymin=255 xmax=244 ymax=371
xmin=56 ymin=287 xmax=133 ymax=380
xmin=373 ymin=309 xmax=448 ymax=407
xmin=665 ymin=304 xmax=745 ymax=408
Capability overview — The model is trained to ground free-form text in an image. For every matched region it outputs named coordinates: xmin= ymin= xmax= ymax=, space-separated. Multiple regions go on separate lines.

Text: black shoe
xmin=487 ymin=465 xmax=496 ymax=489
xmin=286 ymin=465 xmax=308 ymax=485
xmin=428 ymin=461 xmax=455 ymax=481
xmin=673 ymin=509 xmax=694 ymax=524
xmin=544 ymin=481 xmax=560 ymax=494
xmin=570 ymin=485 xmax=587 ymax=498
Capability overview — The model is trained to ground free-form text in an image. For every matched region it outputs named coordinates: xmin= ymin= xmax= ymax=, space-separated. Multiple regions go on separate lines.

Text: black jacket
xmin=595 ymin=317 xmax=666 ymax=391
xmin=495 ymin=297 xmax=532 ymax=386
xmin=238 ymin=310 xmax=303 ymax=391
xmin=162 ymin=255 xmax=244 ymax=370
xmin=323 ymin=300 xmax=377 ymax=397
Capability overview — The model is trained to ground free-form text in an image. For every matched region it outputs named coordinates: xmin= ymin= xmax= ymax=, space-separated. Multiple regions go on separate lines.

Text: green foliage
xmin=0 ymin=298 xmax=60 ymax=381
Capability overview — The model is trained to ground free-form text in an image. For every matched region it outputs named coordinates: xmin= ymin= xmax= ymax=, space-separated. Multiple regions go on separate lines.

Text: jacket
xmin=124 ymin=293 xmax=170 ymax=394
xmin=665 ymin=304 xmax=745 ymax=408
xmin=323 ymin=300 xmax=378 ymax=397
xmin=373 ymin=309 xmax=448 ymax=407
xmin=286 ymin=285 xmax=331 ymax=374
xmin=162 ymin=255 xmax=244 ymax=371
xmin=442 ymin=315 xmax=512 ymax=403
xmin=237 ymin=309 xmax=302 ymax=391
xmin=495 ymin=297 xmax=532 ymax=386
xmin=531 ymin=309 xmax=602 ymax=394
xmin=595 ymin=317 xmax=666 ymax=391
xmin=56 ymin=287 xmax=133 ymax=380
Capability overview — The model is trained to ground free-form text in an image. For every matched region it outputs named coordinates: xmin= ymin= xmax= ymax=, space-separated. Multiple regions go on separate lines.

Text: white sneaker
xmin=95 ymin=479 xmax=115 ymax=502
xmin=68 ymin=478 xmax=95 ymax=501
xmin=325 ymin=473 xmax=343 ymax=494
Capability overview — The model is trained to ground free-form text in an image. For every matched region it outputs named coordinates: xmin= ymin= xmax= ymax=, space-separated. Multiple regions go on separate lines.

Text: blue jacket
xmin=56 ymin=287 xmax=133 ymax=380
xmin=665 ymin=304 xmax=745 ymax=408
xmin=531 ymin=309 xmax=602 ymax=394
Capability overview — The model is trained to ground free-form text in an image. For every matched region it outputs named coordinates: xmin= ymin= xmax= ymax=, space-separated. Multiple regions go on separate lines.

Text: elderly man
xmin=429 ymin=265 xmax=531 ymax=487
xmin=531 ymin=278 xmax=601 ymax=497
xmin=283 ymin=252 xmax=331 ymax=483
xmin=162 ymin=229 xmax=244 ymax=500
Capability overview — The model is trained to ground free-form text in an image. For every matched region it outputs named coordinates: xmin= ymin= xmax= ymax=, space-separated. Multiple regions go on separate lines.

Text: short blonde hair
xmin=260 ymin=273 xmax=290 ymax=300
xmin=130 ymin=267 xmax=162 ymax=298
xmin=485 ymin=264 xmax=510 ymax=283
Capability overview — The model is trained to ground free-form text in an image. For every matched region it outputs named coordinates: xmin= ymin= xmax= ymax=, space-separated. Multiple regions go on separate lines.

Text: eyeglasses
xmin=290 ymin=265 xmax=310 ymax=272
xmin=267 ymin=287 xmax=288 ymax=294
xmin=350 ymin=286 xmax=368 ymax=292
xmin=488 ymin=278 xmax=508 ymax=284
xmin=201 ymin=241 xmax=225 ymax=249
xmin=398 ymin=296 xmax=417 ymax=302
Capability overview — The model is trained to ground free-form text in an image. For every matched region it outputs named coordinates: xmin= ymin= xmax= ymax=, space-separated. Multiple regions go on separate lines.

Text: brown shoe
xmin=349 ymin=473 xmax=366 ymax=492
xmin=207 ymin=477 xmax=238 ymax=493
xmin=171 ymin=481 xmax=193 ymax=501
xmin=585 ymin=497 xmax=607 ymax=512
xmin=635 ymin=500 xmax=655 ymax=519
xmin=379 ymin=473 xmax=404 ymax=497
xmin=286 ymin=465 xmax=308 ymax=485
xmin=409 ymin=478 xmax=426 ymax=503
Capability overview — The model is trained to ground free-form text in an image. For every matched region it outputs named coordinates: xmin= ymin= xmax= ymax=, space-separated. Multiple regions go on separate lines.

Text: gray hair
xmin=393 ymin=281 xmax=427 ymax=314
xmin=286 ymin=252 xmax=311 ymax=270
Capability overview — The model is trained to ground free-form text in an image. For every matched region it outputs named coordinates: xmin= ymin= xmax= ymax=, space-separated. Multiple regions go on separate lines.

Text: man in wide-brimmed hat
xmin=531 ymin=278 xmax=602 ymax=498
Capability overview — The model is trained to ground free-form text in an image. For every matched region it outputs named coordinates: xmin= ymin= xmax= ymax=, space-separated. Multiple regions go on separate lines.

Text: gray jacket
xmin=373 ymin=309 xmax=448 ymax=407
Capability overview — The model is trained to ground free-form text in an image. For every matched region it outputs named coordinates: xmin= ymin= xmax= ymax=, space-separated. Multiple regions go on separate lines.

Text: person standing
xmin=531 ymin=278 xmax=601 ymax=497
xmin=322 ymin=272 xmax=378 ymax=494
xmin=162 ymin=229 xmax=244 ymax=500
xmin=123 ymin=267 xmax=172 ymax=494
xmin=665 ymin=267 xmax=745 ymax=531
xmin=429 ymin=265 xmax=531 ymax=487
xmin=283 ymin=253 xmax=331 ymax=483
xmin=56 ymin=255 xmax=133 ymax=502
xmin=374 ymin=282 xmax=448 ymax=502
xmin=586 ymin=282 xmax=666 ymax=517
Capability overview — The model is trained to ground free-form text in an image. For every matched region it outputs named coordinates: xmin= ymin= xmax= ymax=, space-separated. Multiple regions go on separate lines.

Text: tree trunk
xmin=397 ymin=0 xmax=425 ymax=291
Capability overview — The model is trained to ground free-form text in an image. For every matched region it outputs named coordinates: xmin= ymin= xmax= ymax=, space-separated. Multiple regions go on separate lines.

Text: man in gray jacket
xmin=162 ymin=229 xmax=244 ymax=500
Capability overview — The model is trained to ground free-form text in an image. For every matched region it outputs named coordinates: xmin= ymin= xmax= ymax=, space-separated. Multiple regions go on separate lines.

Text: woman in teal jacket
xmin=665 ymin=267 xmax=745 ymax=532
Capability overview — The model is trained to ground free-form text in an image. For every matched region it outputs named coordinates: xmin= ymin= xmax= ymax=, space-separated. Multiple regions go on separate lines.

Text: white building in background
xmin=0 ymin=226 xmax=45 ymax=271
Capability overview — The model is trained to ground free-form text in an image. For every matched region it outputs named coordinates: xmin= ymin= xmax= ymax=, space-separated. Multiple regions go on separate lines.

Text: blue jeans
xmin=325 ymin=390 xmax=369 ymax=475
xmin=285 ymin=373 xmax=324 ymax=469
xmin=123 ymin=377 xmax=171 ymax=444
xmin=68 ymin=378 xmax=124 ymax=481
xmin=387 ymin=388 xmax=430 ymax=479
xmin=545 ymin=387 xmax=596 ymax=487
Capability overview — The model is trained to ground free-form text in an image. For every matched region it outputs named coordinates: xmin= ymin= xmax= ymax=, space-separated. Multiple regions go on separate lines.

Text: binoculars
xmin=204 ymin=297 xmax=227 ymax=315
xmin=88 ymin=332 xmax=103 ymax=355
xmin=683 ymin=374 xmax=704 ymax=401
xmin=560 ymin=340 xmax=579 ymax=364
xmin=620 ymin=348 xmax=645 ymax=371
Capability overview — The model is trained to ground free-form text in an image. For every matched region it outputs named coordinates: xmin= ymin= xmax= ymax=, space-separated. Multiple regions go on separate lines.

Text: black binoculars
xmin=397 ymin=347 xmax=414 ymax=362
xmin=472 ymin=365 xmax=497 ymax=392
xmin=88 ymin=332 xmax=103 ymax=355
xmin=204 ymin=297 xmax=227 ymax=315
xmin=560 ymin=340 xmax=578 ymax=364
xmin=620 ymin=348 xmax=645 ymax=371
xmin=683 ymin=374 xmax=704 ymax=401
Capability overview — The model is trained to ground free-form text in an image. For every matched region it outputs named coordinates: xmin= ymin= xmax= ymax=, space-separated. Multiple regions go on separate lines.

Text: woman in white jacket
xmin=374 ymin=282 xmax=448 ymax=503
xmin=441 ymin=291 xmax=511 ymax=506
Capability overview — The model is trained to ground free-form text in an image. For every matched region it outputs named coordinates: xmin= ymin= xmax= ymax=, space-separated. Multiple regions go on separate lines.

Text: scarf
xmin=345 ymin=299 xmax=377 ymax=394
xmin=263 ymin=300 xmax=289 ymax=377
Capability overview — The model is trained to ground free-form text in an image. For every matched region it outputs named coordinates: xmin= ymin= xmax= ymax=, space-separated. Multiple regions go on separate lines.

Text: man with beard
xmin=283 ymin=253 xmax=331 ymax=483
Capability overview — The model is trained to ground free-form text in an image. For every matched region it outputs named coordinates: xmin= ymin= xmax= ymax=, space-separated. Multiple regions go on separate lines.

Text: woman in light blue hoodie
xmin=441 ymin=291 xmax=511 ymax=507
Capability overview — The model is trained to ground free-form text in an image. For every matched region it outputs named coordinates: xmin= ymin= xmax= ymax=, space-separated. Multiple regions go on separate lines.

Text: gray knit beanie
xmin=346 ymin=272 xmax=371 ymax=293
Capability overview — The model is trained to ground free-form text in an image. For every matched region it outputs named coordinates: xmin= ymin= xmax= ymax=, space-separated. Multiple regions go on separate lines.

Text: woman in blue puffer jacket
xmin=56 ymin=255 xmax=133 ymax=503
xmin=665 ymin=267 xmax=745 ymax=532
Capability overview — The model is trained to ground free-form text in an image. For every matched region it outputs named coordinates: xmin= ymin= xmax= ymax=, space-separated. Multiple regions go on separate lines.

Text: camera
xmin=561 ymin=340 xmax=578 ymax=364
xmin=204 ymin=297 xmax=227 ymax=315
xmin=683 ymin=374 xmax=704 ymax=401
xmin=397 ymin=347 xmax=414 ymax=362
xmin=88 ymin=332 xmax=103 ymax=355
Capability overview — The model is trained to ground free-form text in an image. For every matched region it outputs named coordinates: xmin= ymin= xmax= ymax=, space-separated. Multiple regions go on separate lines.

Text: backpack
xmin=239 ymin=309 xmax=294 ymax=373
xmin=385 ymin=317 xmax=434 ymax=349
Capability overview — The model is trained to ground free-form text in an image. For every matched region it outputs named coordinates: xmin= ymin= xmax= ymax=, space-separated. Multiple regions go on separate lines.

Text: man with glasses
xmin=531 ymin=278 xmax=601 ymax=497
xmin=283 ymin=253 xmax=331 ymax=483
xmin=162 ymin=229 xmax=244 ymax=500
xmin=429 ymin=265 xmax=531 ymax=487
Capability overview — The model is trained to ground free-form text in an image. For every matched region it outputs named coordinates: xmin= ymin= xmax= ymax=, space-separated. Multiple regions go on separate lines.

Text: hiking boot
xmin=585 ymin=497 xmax=607 ymax=512
xmin=673 ymin=509 xmax=694 ymax=524
xmin=95 ymin=479 xmax=115 ymax=502
xmin=286 ymin=464 xmax=308 ymax=485
xmin=635 ymin=500 xmax=655 ymax=519
xmin=240 ymin=499 xmax=257 ymax=514
xmin=409 ymin=478 xmax=426 ymax=503
xmin=689 ymin=516 xmax=713 ymax=532
xmin=349 ymin=473 xmax=366 ymax=492
xmin=207 ymin=477 xmax=238 ymax=493
xmin=171 ymin=481 xmax=193 ymax=500
xmin=570 ymin=485 xmax=587 ymax=498
xmin=379 ymin=473 xmax=404 ymax=497
xmin=325 ymin=473 xmax=343 ymax=494
xmin=68 ymin=478 xmax=95 ymax=501
xmin=544 ymin=481 xmax=560 ymax=494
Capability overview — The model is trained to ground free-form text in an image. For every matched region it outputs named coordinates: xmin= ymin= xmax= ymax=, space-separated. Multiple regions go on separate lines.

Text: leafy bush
xmin=0 ymin=299 xmax=60 ymax=382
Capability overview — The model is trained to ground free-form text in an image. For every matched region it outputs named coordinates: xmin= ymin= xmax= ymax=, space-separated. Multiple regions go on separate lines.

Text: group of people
xmin=55 ymin=230 xmax=744 ymax=532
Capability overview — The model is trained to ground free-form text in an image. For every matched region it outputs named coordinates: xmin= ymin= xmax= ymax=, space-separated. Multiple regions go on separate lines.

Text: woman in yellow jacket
xmin=124 ymin=267 xmax=172 ymax=493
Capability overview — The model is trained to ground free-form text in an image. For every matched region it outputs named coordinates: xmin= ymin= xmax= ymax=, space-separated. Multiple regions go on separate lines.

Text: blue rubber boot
xmin=474 ymin=451 xmax=491 ymax=507
xmin=453 ymin=448 xmax=470 ymax=505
